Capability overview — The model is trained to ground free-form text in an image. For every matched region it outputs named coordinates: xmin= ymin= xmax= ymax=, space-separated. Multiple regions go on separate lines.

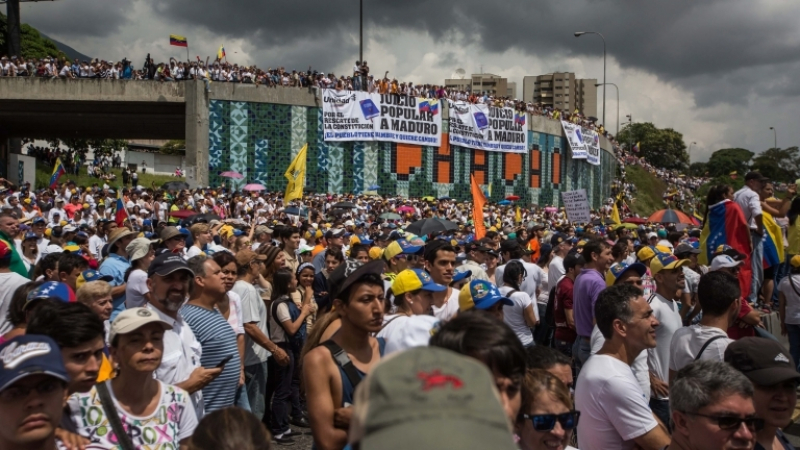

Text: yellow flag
xmin=611 ymin=202 xmax=621 ymax=225
xmin=515 ymin=206 xmax=522 ymax=224
xmin=284 ymin=144 xmax=307 ymax=203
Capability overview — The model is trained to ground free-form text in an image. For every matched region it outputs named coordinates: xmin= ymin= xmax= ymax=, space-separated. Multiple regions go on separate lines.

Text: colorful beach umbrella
xmin=647 ymin=208 xmax=694 ymax=224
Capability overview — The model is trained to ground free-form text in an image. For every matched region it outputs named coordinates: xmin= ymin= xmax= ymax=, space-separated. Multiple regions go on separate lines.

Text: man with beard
xmin=146 ymin=252 xmax=222 ymax=418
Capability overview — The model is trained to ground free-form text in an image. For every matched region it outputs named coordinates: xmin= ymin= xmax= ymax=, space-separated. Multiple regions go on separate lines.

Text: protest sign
xmin=561 ymin=120 xmax=587 ymax=159
xmin=561 ymin=189 xmax=592 ymax=224
xmin=448 ymin=101 xmax=528 ymax=153
xmin=322 ymin=89 xmax=441 ymax=146
xmin=584 ymin=128 xmax=601 ymax=166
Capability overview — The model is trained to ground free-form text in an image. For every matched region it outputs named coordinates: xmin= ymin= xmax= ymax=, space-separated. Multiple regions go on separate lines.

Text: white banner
xmin=584 ymin=129 xmax=601 ymax=166
xmin=322 ymin=89 xmax=441 ymax=146
xmin=448 ymin=101 xmax=528 ymax=153
xmin=561 ymin=120 xmax=587 ymax=159
xmin=561 ymin=189 xmax=592 ymax=224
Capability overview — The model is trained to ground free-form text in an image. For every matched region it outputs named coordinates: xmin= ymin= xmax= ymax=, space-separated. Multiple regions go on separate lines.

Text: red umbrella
xmin=397 ymin=206 xmax=415 ymax=213
xmin=505 ymin=195 xmax=520 ymax=201
xmin=647 ymin=209 xmax=694 ymax=224
xmin=169 ymin=210 xmax=196 ymax=219
xmin=623 ymin=217 xmax=647 ymax=225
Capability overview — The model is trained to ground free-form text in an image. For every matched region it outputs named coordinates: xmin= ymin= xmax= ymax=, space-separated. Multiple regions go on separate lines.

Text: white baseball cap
xmin=109 ymin=307 xmax=172 ymax=343
xmin=710 ymin=254 xmax=743 ymax=272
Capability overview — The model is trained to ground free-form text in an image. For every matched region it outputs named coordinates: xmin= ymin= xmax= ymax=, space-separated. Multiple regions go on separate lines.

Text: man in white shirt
xmin=733 ymin=171 xmax=766 ymax=303
xmin=48 ymin=198 xmax=66 ymax=225
xmin=548 ymin=232 xmax=571 ymax=289
xmin=495 ymin=239 xmax=541 ymax=300
xmin=647 ymin=252 xmax=688 ymax=427
xmin=423 ymin=241 xmax=461 ymax=321
xmin=575 ymin=284 xmax=670 ymax=450
xmin=146 ymin=253 xmax=222 ymax=418
xmin=669 ymin=271 xmax=738 ymax=383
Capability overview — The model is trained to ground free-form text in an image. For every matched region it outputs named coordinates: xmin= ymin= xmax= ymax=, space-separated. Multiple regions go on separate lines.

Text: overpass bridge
xmin=0 ymin=78 xmax=616 ymax=207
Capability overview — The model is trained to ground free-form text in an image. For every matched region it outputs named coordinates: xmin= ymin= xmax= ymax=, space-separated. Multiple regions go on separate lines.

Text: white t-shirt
xmin=647 ymin=293 xmax=682 ymax=398
xmin=225 ymin=291 xmax=244 ymax=335
xmin=68 ymin=380 xmax=197 ymax=448
xmin=431 ymin=288 xmax=460 ymax=321
xmin=125 ymin=269 xmax=149 ymax=308
xmin=377 ymin=314 xmax=440 ymax=355
xmin=669 ymin=325 xmax=732 ymax=372
xmin=499 ymin=286 xmax=535 ymax=346
xmin=591 ymin=325 xmax=650 ymax=402
xmin=185 ymin=245 xmax=204 ymax=260
xmin=548 ymin=255 xmax=565 ymax=293
xmin=575 ymin=354 xmax=658 ymax=450
xmin=88 ymin=234 xmax=104 ymax=258
xmin=0 ymin=272 xmax=30 ymax=334
xmin=779 ymin=275 xmax=800 ymax=325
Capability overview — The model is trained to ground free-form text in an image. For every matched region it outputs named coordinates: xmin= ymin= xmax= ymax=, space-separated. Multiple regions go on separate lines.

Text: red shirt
xmin=727 ymin=300 xmax=756 ymax=340
xmin=554 ymin=276 xmax=578 ymax=343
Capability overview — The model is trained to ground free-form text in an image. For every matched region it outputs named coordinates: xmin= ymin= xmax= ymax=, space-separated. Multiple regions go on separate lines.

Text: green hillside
xmin=0 ymin=12 xmax=67 ymax=60
xmin=626 ymin=165 xmax=667 ymax=217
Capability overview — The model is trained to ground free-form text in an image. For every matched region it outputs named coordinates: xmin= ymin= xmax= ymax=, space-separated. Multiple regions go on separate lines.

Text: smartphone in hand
xmin=216 ymin=355 xmax=234 ymax=369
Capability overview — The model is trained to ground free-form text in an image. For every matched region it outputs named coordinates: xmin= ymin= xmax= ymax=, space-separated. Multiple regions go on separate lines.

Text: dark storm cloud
xmin=22 ymin=0 xmax=132 ymax=38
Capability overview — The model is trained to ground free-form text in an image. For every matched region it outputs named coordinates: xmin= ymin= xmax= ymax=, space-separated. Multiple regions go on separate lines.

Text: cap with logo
xmin=147 ymin=253 xmax=195 ymax=278
xmin=349 ymin=346 xmax=518 ymax=450
xmin=459 ymin=279 xmax=513 ymax=312
xmin=650 ymin=253 xmax=689 ymax=275
xmin=714 ymin=244 xmax=745 ymax=261
xmin=391 ymin=269 xmax=446 ymax=296
xmin=452 ymin=267 xmax=473 ymax=283
xmin=383 ymin=238 xmax=423 ymax=261
xmin=0 ymin=335 xmax=69 ymax=393
xmin=108 ymin=307 xmax=173 ymax=343
xmin=76 ymin=270 xmax=114 ymax=290
xmin=674 ymin=243 xmax=700 ymax=257
xmin=710 ymin=254 xmax=743 ymax=272
xmin=725 ymin=337 xmax=800 ymax=386
xmin=605 ymin=262 xmax=647 ymax=287
xmin=550 ymin=233 xmax=569 ymax=247
xmin=636 ymin=245 xmax=663 ymax=264
xmin=24 ymin=281 xmax=75 ymax=310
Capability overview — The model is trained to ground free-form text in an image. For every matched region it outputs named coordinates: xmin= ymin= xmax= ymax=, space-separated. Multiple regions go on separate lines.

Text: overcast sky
xmin=20 ymin=0 xmax=800 ymax=162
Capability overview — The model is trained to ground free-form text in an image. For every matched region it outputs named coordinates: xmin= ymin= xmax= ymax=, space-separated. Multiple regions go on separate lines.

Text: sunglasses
xmin=687 ymin=413 xmax=764 ymax=431
xmin=519 ymin=411 xmax=580 ymax=432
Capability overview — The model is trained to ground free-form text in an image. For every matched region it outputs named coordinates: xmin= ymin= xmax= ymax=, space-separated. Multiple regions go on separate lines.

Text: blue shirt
xmin=181 ymin=304 xmax=240 ymax=414
xmin=98 ymin=253 xmax=130 ymax=321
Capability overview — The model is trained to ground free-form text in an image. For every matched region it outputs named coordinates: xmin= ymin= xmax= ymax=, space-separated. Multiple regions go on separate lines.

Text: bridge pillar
xmin=184 ymin=80 xmax=209 ymax=188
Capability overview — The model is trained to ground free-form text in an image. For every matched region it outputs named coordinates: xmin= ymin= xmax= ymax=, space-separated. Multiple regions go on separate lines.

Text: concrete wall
xmin=7 ymin=154 xmax=36 ymax=186
xmin=125 ymin=150 xmax=185 ymax=175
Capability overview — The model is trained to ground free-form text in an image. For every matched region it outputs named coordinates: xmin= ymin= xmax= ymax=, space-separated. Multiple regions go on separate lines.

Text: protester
xmin=189 ymin=407 xmax=272 ymax=450
xmin=779 ymin=254 xmax=800 ymax=365
xmin=525 ymin=345 xmax=574 ymax=390
xmin=303 ymin=260 xmax=385 ymax=450
xmin=124 ymin=236 xmax=157 ymax=308
xmin=458 ymin=278 xmax=514 ymax=321
xmin=212 ymin=251 xmax=249 ymax=410
xmin=98 ymin=226 xmax=137 ymax=319
xmin=378 ymin=268 xmax=444 ymax=354
xmin=553 ymin=252 xmax=583 ymax=357
xmin=0 ymin=241 xmax=30 ymax=334
xmin=669 ymin=271 xmax=739 ymax=380
xmin=726 ymin=337 xmax=800 ymax=450
xmin=516 ymin=369 xmax=579 ymax=450
xmin=575 ymin=284 xmax=670 ymax=450
xmin=734 ymin=172 xmax=767 ymax=304
xmin=498 ymin=260 xmax=538 ymax=346
xmin=67 ymin=307 xmax=198 ymax=447
xmin=424 ymin=241 xmax=461 ymax=320
xmin=0 ymin=335 xmax=71 ymax=450
xmin=430 ymin=311 xmax=527 ymax=424
xmin=670 ymin=360 xmax=759 ymax=450
xmin=572 ymin=239 xmax=614 ymax=368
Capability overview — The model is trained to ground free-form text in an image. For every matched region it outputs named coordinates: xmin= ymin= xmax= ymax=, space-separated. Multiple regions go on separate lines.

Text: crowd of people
xmin=0 ymin=160 xmax=799 ymax=450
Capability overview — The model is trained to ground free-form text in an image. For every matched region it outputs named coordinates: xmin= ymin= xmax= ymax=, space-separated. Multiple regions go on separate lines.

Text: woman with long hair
xmin=266 ymin=268 xmax=312 ymax=442
xmin=293 ymin=263 xmax=318 ymax=330
xmin=499 ymin=260 xmax=538 ymax=347
xmin=485 ymin=249 xmax=500 ymax=285
xmin=515 ymin=369 xmax=579 ymax=450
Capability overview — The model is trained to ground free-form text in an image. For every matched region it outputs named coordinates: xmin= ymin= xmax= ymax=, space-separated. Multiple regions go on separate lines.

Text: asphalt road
xmin=273 ymin=424 xmax=314 ymax=449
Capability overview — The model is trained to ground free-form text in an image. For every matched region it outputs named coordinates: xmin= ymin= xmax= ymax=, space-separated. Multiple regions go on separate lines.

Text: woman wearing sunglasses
xmin=516 ymin=369 xmax=579 ymax=450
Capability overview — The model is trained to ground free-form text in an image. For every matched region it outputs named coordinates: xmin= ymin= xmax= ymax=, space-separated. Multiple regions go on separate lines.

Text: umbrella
xmin=380 ymin=212 xmax=402 ymax=220
xmin=219 ymin=171 xmax=244 ymax=179
xmin=191 ymin=213 xmax=221 ymax=224
xmin=591 ymin=218 xmax=615 ymax=226
xmin=421 ymin=196 xmax=436 ymax=202
xmin=332 ymin=201 xmax=357 ymax=209
xmin=647 ymin=209 xmax=694 ymax=225
xmin=405 ymin=218 xmax=459 ymax=236
xmin=162 ymin=181 xmax=189 ymax=191
xmin=397 ymin=206 xmax=415 ymax=213
xmin=498 ymin=200 xmax=511 ymax=205
xmin=612 ymin=223 xmax=639 ymax=231
xmin=623 ymin=217 xmax=647 ymax=225
xmin=169 ymin=210 xmax=196 ymax=219
xmin=438 ymin=196 xmax=451 ymax=200
xmin=243 ymin=183 xmax=266 ymax=191
xmin=505 ymin=195 xmax=520 ymax=201
xmin=284 ymin=207 xmax=308 ymax=217
xmin=544 ymin=207 xmax=557 ymax=213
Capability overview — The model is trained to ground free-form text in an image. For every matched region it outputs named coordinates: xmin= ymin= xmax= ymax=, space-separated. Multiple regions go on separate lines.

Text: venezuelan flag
xmin=429 ymin=100 xmax=439 ymax=115
xmin=418 ymin=100 xmax=430 ymax=113
xmin=49 ymin=158 xmax=66 ymax=189
xmin=114 ymin=190 xmax=129 ymax=227
xmin=699 ymin=199 xmax=752 ymax=299
xmin=762 ymin=210 xmax=784 ymax=269
xmin=217 ymin=45 xmax=226 ymax=60
xmin=170 ymin=34 xmax=188 ymax=47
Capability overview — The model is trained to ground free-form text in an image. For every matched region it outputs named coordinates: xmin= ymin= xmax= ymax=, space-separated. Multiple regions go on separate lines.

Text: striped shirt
xmin=181 ymin=304 xmax=240 ymax=414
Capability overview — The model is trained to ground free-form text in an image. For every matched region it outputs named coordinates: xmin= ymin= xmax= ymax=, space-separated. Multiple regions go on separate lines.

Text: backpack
xmin=270 ymin=295 xmax=307 ymax=353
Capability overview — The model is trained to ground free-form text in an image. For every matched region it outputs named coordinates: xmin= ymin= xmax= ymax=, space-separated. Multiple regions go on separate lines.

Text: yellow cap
xmin=44 ymin=229 xmax=52 ymax=238
xmin=22 ymin=198 xmax=31 ymax=205
xmin=791 ymin=255 xmax=800 ymax=268
xmin=650 ymin=253 xmax=689 ymax=275
xmin=82 ymin=203 xmax=90 ymax=209
xmin=391 ymin=269 xmax=445 ymax=296
xmin=637 ymin=245 xmax=658 ymax=263
xmin=59 ymin=220 xmax=68 ymax=226
xmin=369 ymin=247 xmax=384 ymax=260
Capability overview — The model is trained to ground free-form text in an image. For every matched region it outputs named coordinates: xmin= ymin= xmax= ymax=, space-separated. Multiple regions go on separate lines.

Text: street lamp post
xmin=595 ymin=82 xmax=618 ymax=136
xmin=575 ymin=31 xmax=606 ymax=129
xmin=688 ymin=141 xmax=696 ymax=162
xmin=626 ymin=114 xmax=633 ymax=155
xmin=769 ymin=126 xmax=777 ymax=150
xmin=359 ymin=0 xmax=363 ymax=63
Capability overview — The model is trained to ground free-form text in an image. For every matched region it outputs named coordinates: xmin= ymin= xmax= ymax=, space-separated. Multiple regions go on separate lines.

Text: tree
xmin=750 ymin=147 xmax=800 ymax=183
xmin=160 ymin=140 xmax=186 ymax=155
xmin=705 ymin=148 xmax=753 ymax=178
xmin=0 ymin=13 xmax=66 ymax=60
xmin=688 ymin=162 xmax=708 ymax=177
xmin=616 ymin=122 xmax=689 ymax=170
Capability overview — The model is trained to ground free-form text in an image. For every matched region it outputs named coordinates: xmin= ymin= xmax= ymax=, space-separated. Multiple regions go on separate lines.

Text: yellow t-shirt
xmin=788 ymin=219 xmax=800 ymax=256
